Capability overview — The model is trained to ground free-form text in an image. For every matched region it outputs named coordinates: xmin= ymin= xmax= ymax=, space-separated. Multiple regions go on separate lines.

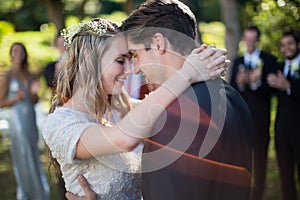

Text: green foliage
xmin=0 ymin=0 xmax=23 ymax=14
xmin=65 ymin=16 xmax=81 ymax=28
xmin=0 ymin=21 xmax=14 ymax=44
xmin=0 ymin=0 xmax=48 ymax=31
xmin=0 ymin=31 xmax=60 ymax=72
xmin=200 ymin=21 xmax=225 ymax=49
xmin=199 ymin=0 xmax=221 ymax=22
xmin=0 ymin=12 xmax=128 ymax=73
xmin=100 ymin=0 xmax=123 ymax=14
xmin=244 ymin=0 xmax=300 ymax=60
xmin=100 ymin=11 xmax=128 ymax=26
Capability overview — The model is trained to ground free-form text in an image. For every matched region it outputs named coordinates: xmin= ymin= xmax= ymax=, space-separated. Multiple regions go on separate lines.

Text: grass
xmin=0 ymin=138 xmax=61 ymax=199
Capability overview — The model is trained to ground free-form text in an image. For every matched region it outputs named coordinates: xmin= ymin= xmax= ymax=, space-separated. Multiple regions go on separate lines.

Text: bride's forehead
xmin=100 ymin=39 xmax=129 ymax=63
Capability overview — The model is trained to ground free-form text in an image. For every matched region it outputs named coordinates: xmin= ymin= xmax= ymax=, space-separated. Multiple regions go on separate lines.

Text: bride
xmin=42 ymin=18 xmax=228 ymax=199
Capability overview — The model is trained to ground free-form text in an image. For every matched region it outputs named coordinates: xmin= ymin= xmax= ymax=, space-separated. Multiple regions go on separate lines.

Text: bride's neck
xmin=64 ymin=88 xmax=88 ymax=112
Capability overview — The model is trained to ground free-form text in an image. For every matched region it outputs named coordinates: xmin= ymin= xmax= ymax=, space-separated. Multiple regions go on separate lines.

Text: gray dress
xmin=8 ymin=77 xmax=50 ymax=200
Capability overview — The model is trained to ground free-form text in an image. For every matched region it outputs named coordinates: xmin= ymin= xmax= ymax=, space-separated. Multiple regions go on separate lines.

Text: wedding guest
xmin=0 ymin=42 xmax=50 ymax=200
xmin=267 ymin=30 xmax=300 ymax=200
xmin=44 ymin=35 xmax=67 ymax=93
xmin=44 ymin=35 xmax=68 ymax=200
xmin=230 ymin=25 xmax=277 ymax=200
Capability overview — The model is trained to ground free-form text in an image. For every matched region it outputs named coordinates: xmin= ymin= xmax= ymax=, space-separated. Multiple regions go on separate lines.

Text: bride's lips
xmin=116 ymin=74 xmax=130 ymax=86
xmin=116 ymin=78 xmax=126 ymax=85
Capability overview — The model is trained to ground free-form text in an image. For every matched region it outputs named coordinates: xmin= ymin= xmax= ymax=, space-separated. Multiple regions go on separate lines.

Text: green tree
xmin=0 ymin=0 xmax=48 ymax=31
xmin=245 ymin=0 xmax=300 ymax=59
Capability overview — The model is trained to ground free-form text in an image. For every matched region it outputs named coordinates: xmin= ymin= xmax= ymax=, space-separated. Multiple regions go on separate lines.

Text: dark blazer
xmin=230 ymin=52 xmax=277 ymax=129
xmin=142 ymin=78 xmax=254 ymax=200
xmin=44 ymin=61 xmax=58 ymax=89
xmin=274 ymin=61 xmax=300 ymax=133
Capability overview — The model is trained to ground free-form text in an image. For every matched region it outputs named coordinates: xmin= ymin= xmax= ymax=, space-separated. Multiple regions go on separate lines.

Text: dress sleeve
xmin=42 ymin=108 xmax=96 ymax=164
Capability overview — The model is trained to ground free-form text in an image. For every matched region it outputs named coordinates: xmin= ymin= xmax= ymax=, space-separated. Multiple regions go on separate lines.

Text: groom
xmin=67 ymin=0 xmax=254 ymax=199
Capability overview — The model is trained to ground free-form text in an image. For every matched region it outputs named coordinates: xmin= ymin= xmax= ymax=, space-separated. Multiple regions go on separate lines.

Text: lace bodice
xmin=42 ymin=107 xmax=142 ymax=199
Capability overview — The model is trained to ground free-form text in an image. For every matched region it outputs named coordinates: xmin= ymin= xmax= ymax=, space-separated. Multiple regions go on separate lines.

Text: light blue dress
xmin=7 ymin=77 xmax=50 ymax=200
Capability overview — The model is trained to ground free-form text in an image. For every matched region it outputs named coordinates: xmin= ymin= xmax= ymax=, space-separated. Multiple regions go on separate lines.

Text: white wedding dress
xmin=42 ymin=107 xmax=142 ymax=199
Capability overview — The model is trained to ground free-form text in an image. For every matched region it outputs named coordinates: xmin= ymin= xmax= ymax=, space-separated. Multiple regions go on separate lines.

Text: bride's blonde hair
xmin=50 ymin=18 xmax=132 ymax=119
xmin=48 ymin=18 xmax=132 ymax=178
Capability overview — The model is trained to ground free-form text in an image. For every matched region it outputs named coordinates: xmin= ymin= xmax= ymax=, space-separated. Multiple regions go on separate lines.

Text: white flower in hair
xmin=61 ymin=19 xmax=110 ymax=48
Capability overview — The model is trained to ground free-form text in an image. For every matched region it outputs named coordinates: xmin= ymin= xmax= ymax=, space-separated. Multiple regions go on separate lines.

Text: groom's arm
xmin=65 ymin=175 xmax=97 ymax=200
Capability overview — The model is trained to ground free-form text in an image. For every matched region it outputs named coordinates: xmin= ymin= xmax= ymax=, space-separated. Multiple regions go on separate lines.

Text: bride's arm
xmin=76 ymin=47 xmax=229 ymax=159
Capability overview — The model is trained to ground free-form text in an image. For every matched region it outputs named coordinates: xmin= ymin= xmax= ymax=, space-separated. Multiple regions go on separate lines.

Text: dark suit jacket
xmin=230 ymin=52 xmax=277 ymax=130
xmin=142 ymin=78 xmax=254 ymax=200
xmin=44 ymin=61 xmax=58 ymax=89
xmin=274 ymin=61 xmax=300 ymax=134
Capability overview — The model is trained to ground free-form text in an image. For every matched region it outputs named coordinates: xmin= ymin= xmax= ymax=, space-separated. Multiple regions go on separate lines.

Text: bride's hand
xmin=65 ymin=175 xmax=97 ymax=200
xmin=180 ymin=45 xmax=230 ymax=83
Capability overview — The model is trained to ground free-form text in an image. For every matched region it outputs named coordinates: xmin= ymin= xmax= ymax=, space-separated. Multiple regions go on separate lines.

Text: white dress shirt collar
xmin=244 ymin=49 xmax=261 ymax=69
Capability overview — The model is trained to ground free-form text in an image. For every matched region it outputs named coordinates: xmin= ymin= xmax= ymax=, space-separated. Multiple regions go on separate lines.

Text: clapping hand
xmin=267 ymin=70 xmax=291 ymax=91
xmin=248 ymin=68 xmax=262 ymax=84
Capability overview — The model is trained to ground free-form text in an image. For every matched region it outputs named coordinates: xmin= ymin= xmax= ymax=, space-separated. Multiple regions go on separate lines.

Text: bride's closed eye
xmin=116 ymin=54 xmax=131 ymax=66
xmin=115 ymin=57 xmax=126 ymax=65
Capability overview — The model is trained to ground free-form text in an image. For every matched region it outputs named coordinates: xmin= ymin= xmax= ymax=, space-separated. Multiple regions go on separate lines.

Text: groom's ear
xmin=152 ymin=33 xmax=166 ymax=54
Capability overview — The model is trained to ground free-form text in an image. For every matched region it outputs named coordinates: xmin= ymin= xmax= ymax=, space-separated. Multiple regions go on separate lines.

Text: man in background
xmin=267 ymin=30 xmax=300 ymax=200
xmin=44 ymin=35 xmax=66 ymax=94
xmin=230 ymin=25 xmax=277 ymax=200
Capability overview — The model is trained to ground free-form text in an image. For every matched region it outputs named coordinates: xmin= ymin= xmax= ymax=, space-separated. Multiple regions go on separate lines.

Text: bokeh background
xmin=0 ymin=0 xmax=299 ymax=199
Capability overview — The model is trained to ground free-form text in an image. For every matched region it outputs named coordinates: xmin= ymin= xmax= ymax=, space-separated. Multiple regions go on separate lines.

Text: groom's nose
xmin=133 ymin=65 xmax=141 ymax=75
xmin=123 ymin=60 xmax=132 ymax=75
xmin=132 ymin=62 xmax=141 ymax=75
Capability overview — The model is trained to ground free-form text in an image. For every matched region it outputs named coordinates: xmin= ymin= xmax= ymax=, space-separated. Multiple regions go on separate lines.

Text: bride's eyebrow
xmin=115 ymin=53 xmax=131 ymax=60
xmin=128 ymin=49 xmax=137 ymax=57
xmin=122 ymin=52 xmax=132 ymax=59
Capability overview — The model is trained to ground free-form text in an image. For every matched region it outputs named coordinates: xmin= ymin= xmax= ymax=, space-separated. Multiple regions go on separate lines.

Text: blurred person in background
xmin=267 ymin=30 xmax=300 ymax=200
xmin=0 ymin=42 xmax=50 ymax=200
xmin=230 ymin=25 xmax=277 ymax=200
xmin=44 ymin=35 xmax=67 ymax=94
xmin=44 ymin=34 xmax=68 ymax=200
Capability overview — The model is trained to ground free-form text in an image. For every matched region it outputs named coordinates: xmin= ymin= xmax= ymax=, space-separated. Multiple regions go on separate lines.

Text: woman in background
xmin=0 ymin=42 xmax=50 ymax=200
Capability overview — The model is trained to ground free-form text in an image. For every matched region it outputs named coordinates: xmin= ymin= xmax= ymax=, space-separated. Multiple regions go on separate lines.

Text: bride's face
xmin=101 ymin=35 xmax=132 ymax=95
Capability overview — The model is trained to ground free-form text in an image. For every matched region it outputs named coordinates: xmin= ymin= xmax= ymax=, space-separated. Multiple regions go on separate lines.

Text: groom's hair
xmin=120 ymin=0 xmax=198 ymax=55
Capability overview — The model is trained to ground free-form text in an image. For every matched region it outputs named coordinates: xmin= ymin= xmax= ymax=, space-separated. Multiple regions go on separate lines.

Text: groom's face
xmin=128 ymin=40 xmax=167 ymax=91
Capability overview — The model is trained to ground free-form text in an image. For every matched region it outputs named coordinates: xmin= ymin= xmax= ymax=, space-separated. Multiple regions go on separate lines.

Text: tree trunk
xmin=123 ymin=0 xmax=136 ymax=15
xmin=44 ymin=0 xmax=65 ymax=34
xmin=78 ymin=0 xmax=88 ymax=20
xmin=219 ymin=0 xmax=241 ymax=81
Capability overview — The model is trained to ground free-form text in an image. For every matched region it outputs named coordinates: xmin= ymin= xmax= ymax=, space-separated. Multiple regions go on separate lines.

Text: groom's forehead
xmin=128 ymin=42 xmax=145 ymax=54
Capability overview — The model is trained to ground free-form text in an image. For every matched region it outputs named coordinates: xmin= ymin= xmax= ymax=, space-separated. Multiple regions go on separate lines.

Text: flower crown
xmin=61 ymin=19 xmax=110 ymax=48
